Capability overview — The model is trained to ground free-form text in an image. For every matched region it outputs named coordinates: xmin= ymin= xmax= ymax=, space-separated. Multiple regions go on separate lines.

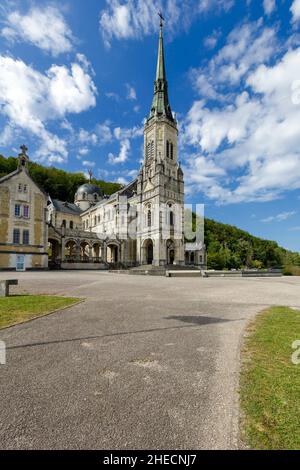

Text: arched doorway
xmin=92 ymin=243 xmax=102 ymax=260
xmin=80 ymin=241 xmax=90 ymax=260
xmin=48 ymin=238 xmax=61 ymax=265
xmin=166 ymin=239 xmax=175 ymax=265
xmin=107 ymin=243 xmax=119 ymax=263
xmin=142 ymin=239 xmax=154 ymax=265
xmin=65 ymin=240 xmax=77 ymax=259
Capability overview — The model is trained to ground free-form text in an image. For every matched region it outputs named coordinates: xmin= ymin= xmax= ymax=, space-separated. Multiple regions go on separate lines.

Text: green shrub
xmin=283 ymin=265 xmax=300 ymax=276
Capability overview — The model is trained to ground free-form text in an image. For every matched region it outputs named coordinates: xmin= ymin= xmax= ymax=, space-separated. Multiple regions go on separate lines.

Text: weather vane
xmin=158 ymin=11 xmax=164 ymax=28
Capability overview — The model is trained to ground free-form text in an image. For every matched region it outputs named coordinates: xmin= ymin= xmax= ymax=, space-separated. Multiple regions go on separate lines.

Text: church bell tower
xmin=136 ymin=15 xmax=185 ymax=266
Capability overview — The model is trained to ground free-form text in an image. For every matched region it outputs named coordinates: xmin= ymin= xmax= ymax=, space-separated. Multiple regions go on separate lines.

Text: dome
xmin=74 ymin=183 xmax=104 ymax=210
xmin=75 ymin=183 xmax=104 ymax=198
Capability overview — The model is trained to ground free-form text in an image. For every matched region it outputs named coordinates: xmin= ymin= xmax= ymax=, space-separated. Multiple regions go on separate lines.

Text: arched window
xmin=94 ymin=216 xmax=97 ymax=226
xmin=170 ymin=211 xmax=174 ymax=227
xmin=94 ymin=193 xmax=98 ymax=201
xmin=82 ymin=193 xmax=86 ymax=200
xmin=147 ymin=142 xmax=151 ymax=158
xmin=62 ymin=220 xmax=66 ymax=228
xmin=170 ymin=143 xmax=174 ymax=160
xmin=70 ymin=221 xmax=73 ymax=229
xmin=147 ymin=209 xmax=152 ymax=227
xmin=151 ymin=141 xmax=154 ymax=158
xmin=166 ymin=141 xmax=169 ymax=158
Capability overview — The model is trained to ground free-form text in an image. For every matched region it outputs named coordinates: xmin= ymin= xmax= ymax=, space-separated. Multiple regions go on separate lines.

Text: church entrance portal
xmin=107 ymin=244 xmax=119 ymax=263
xmin=142 ymin=239 xmax=154 ymax=265
xmin=167 ymin=240 xmax=175 ymax=265
xmin=147 ymin=242 xmax=153 ymax=264
xmin=169 ymin=249 xmax=175 ymax=265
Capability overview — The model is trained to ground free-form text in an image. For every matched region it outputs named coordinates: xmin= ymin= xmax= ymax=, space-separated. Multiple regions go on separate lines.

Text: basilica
xmin=0 ymin=24 xmax=206 ymax=272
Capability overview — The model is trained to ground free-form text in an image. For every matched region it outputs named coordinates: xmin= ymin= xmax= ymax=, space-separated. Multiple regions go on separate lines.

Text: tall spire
xmin=149 ymin=13 xmax=174 ymax=123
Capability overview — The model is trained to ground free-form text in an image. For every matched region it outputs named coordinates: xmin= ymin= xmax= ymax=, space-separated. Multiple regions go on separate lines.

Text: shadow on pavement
xmin=165 ymin=315 xmax=234 ymax=325
xmin=4 ymin=316 xmax=237 ymax=351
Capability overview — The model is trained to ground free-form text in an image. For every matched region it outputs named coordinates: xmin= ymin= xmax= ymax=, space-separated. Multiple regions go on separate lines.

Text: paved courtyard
xmin=0 ymin=271 xmax=300 ymax=449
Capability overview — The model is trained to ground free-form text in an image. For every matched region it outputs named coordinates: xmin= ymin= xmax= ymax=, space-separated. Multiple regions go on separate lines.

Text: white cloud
xmin=0 ymin=55 xmax=97 ymax=162
xmin=204 ymin=30 xmax=221 ymax=49
xmin=263 ymin=0 xmax=276 ymax=16
xmin=261 ymin=211 xmax=297 ymax=223
xmin=1 ymin=6 xmax=74 ymax=56
xmin=79 ymin=147 xmax=89 ymax=156
xmin=96 ymin=122 xmax=113 ymax=144
xmin=108 ymin=139 xmax=130 ymax=164
xmin=126 ymin=83 xmax=137 ymax=100
xmin=116 ymin=176 xmax=129 ymax=185
xmin=99 ymin=0 xmax=235 ymax=47
xmin=78 ymin=122 xmax=113 ymax=148
xmin=78 ymin=129 xmax=98 ymax=145
xmin=183 ymin=22 xmax=300 ymax=204
xmin=191 ymin=20 xmax=277 ymax=99
xmin=198 ymin=0 xmax=234 ymax=13
xmin=105 ymin=91 xmax=120 ymax=101
xmin=291 ymin=0 xmax=300 ymax=23
xmin=82 ymin=160 xmax=96 ymax=167
xmin=0 ymin=124 xmax=15 ymax=146
xmin=113 ymin=125 xmax=143 ymax=140
xmin=48 ymin=62 xmax=97 ymax=116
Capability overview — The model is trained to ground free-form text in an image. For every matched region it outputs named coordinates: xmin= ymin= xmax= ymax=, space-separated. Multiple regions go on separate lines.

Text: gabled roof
xmin=52 ymin=199 xmax=82 ymax=215
xmin=0 ymin=168 xmax=22 ymax=184
xmin=0 ymin=167 xmax=48 ymax=196
xmin=118 ymin=178 xmax=138 ymax=197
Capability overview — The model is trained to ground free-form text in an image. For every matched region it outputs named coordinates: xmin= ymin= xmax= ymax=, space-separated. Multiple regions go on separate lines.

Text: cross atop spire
xmin=158 ymin=11 xmax=164 ymax=29
xmin=20 ymin=144 xmax=28 ymax=155
xmin=88 ymin=169 xmax=93 ymax=182
xmin=148 ymin=13 xmax=175 ymax=123
xmin=18 ymin=144 xmax=29 ymax=170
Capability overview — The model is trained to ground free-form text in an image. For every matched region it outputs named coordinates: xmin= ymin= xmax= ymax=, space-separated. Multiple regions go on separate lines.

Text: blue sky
xmin=1 ymin=0 xmax=300 ymax=251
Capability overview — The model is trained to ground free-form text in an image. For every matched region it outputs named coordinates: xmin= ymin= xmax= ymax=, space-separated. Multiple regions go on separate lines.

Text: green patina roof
xmin=149 ymin=26 xmax=174 ymax=123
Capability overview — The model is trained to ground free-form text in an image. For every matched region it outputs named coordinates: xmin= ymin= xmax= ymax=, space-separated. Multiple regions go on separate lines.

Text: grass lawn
xmin=0 ymin=295 xmax=82 ymax=329
xmin=240 ymin=306 xmax=300 ymax=450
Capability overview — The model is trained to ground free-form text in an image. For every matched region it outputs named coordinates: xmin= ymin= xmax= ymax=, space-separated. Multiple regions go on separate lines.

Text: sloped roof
xmin=52 ymin=199 xmax=82 ymax=215
xmin=0 ymin=169 xmax=21 ymax=183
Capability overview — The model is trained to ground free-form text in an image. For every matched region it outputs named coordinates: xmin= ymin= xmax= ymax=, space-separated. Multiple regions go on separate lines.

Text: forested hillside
xmin=204 ymin=218 xmax=300 ymax=271
xmin=0 ymin=155 xmax=122 ymax=202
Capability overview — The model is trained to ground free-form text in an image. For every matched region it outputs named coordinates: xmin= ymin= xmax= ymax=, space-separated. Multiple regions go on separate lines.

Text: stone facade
xmin=0 ymin=147 xmax=48 ymax=271
xmin=74 ymin=24 xmax=206 ymax=268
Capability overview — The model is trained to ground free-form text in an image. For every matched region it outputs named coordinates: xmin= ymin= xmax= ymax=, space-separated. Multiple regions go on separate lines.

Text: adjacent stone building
xmin=0 ymin=146 xmax=48 ymax=271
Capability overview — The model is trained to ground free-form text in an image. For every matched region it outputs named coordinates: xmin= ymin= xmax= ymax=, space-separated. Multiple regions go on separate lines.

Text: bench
xmin=0 ymin=280 xmax=18 ymax=297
